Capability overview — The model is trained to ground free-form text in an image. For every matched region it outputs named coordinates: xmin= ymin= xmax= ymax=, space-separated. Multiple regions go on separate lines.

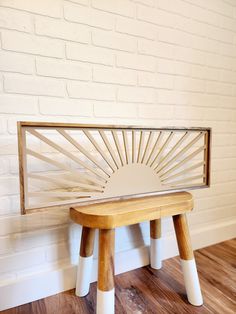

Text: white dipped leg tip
xmin=97 ymin=288 xmax=115 ymax=314
xmin=150 ymin=238 xmax=162 ymax=269
xmin=76 ymin=255 xmax=93 ymax=297
xmin=181 ymin=259 xmax=203 ymax=306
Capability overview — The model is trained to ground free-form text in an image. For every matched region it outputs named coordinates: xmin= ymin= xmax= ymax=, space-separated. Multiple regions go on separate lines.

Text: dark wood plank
xmin=1 ymin=239 xmax=235 ymax=314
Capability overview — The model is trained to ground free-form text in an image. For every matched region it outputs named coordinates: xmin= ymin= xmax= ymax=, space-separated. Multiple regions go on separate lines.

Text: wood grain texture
xmin=70 ymin=192 xmax=193 ymax=229
xmin=3 ymin=239 xmax=235 ymax=314
xmin=80 ymin=227 xmax=95 ymax=258
xmin=98 ymin=229 xmax=115 ymax=292
xmin=150 ymin=219 xmax=161 ymax=239
xmin=173 ymin=214 xmax=194 ymax=260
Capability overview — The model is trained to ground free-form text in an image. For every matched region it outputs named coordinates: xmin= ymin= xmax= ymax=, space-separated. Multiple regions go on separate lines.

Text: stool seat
xmin=70 ymin=192 xmax=193 ymax=229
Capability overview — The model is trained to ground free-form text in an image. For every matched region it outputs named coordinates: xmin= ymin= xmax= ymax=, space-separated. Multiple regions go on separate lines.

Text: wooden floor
xmin=2 ymin=239 xmax=236 ymax=314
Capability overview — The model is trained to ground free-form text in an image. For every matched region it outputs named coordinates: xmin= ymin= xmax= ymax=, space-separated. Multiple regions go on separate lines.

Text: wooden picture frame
xmin=17 ymin=122 xmax=211 ymax=214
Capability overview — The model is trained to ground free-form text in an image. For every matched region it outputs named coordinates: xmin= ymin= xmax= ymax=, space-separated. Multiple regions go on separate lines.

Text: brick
xmin=117 ymin=52 xmax=156 ymax=72
xmin=173 ymin=105 xmax=204 ymax=120
xmin=0 ymin=0 xmax=62 ymax=17
xmin=46 ymin=242 xmax=70 ymax=262
xmin=138 ymin=73 xmax=174 ymax=89
xmin=39 ymin=97 xmax=93 ymax=116
xmin=66 ymin=42 xmax=114 ymax=66
xmin=0 ymin=177 xmax=19 ymax=196
xmin=0 ymin=197 xmax=11 ymax=216
xmin=4 ymin=74 xmax=65 ymax=97
xmin=2 ymin=30 xmax=64 ymax=58
xmin=139 ymin=104 xmax=174 ymax=119
xmin=174 ymin=77 xmax=205 ymax=92
xmin=92 ymin=0 xmax=135 ymax=18
xmin=158 ymin=0 xmax=219 ymax=26
xmin=116 ymin=17 xmax=156 ymax=40
xmin=92 ymin=29 xmax=136 ymax=52
xmin=157 ymin=58 xmax=175 ymax=74
xmin=190 ymin=64 xmax=206 ymax=79
xmin=174 ymin=46 xmax=206 ymax=65
xmin=117 ymin=86 xmax=156 ymax=103
xmin=188 ymin=93 xmax=221 ymax=108
xmin=219 ymin=96 xmax=235 ymax=109
xmin=93 ymin=66 xmax=137 ymax=85
xmin=204 ymin=67 xmax=220 ymax=81
xmin=134 ymin=0 xmax=154 ymax=6
xmin=206 ymin=81 xmax=233 ymax=96
xmin=220 ymin=15 xmax=236 ymax=32
xmin=138 ymin=39 xmax=174 ymax=59
xmin=94 ymin=102 xmax=138 ymax=118
xmin=204 ymin=52 xmax=223 ymax=68
xmin=205 ymin=24 xmax=234 ymax=44
xmin=67 ymin=82 xmax=116 ymax=100
xmin=0 ymin=118 xmax=7 ymax=134
xmin=0 ymin=95 xmax=38 ymax=114
xmin=174 ymin=61 xmax=190 ymax=76
xmin=0 ymin=136 xmax=17 ymax=155
xmin=220 ymin=70 xmax=236 ymax=84
xmin=175 ymin=15 xmax=207 ymax=37
xmin=13 ymin=227 xmax=69 ymax=252
xmin=0 ymin=159 xmax=9 ymax=175
xmin=220 ymin=42 xmax=236 ymax=58
xmin=0 ymin=7 xmax=32 ymax=32
xmin=64 ymin=2 xmax=115 ymax=30
xmin=158 ymin=27 xmax=193 ymax=47
xmin=36 ymin=57 xmax=91 ymax=81
xmin=35 ymin=16 xmax=90 ymax=44
xmin=158 ymin=90 xmax=188 ymax=105
xmin=67 ymin=0 xmax=89 ymax=5
xmin=137 ymin=5 xmax=176 ymax=28
xmin=0 ymin=51 xmax=34 ymax=75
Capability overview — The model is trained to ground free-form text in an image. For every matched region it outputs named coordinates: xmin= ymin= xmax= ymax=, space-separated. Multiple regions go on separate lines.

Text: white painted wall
xmin=0 ymin=0 xmax=236 ymax=310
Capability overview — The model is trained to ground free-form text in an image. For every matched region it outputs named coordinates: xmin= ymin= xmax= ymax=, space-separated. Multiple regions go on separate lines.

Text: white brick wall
xmin=0 ymin=0 xmax=236 ymax=308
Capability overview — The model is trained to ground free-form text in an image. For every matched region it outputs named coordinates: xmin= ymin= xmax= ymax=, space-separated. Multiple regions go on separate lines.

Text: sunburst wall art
xmin=17 ymin=122 xmax=211 ymax=214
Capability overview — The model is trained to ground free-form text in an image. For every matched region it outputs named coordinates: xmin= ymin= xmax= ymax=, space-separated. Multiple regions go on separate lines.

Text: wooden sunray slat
xmin=28 ymin=191 xmax=101 ymax=198
xmin=132 ymin=130 xmax=137 ymax=163
xmin=99 ymin=130 xmax=120 ymax=169
xmin=160 ymin=146 xmax=206 ymax=179
xmin=155 ymin=132 xmax=189 ymax=172
xmin=150 ymin=132 xmax=174 ymax=168
xmin=28 ymin=173 xmax=104 ymax=192
xmin=57 ymin=129 xmax=110 ymax=178
xmin=163 ymin=174 xmax=205 ymax=187
xmin=137 ymin=131 xmax=145 ymax=163
xmin=84 ymin=129 xmax=116 ymax=172
xmin=26 ymin=149 xmax=105 ymax=188
xmin=27 ymin=128 xmax=108 ymax=182
xmin=157 ymin=132 xmax=205 ymax=175
xmin=142 ymin=131 xmax=154 ymax=164
xmin=112 ymin=130 xmax=126 ymax=166
xmin=122 ymin=130 xmax=130 ymax=164
xmin=161 ymin=161 xmax=205 ymax=183
xmin=146 ymin=131 xmax=163 ymax=166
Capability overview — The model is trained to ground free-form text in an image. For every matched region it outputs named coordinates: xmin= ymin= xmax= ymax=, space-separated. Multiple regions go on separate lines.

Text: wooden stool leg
xmin=97 ymin=229 xmax=115 ymax=314
xmin=76 ymin=226 xmax=95 ymax=297
xmin=150 ymin=219 xmax=162 ymax=269
xmin=173 ymin=214 xmax=203 ymax=306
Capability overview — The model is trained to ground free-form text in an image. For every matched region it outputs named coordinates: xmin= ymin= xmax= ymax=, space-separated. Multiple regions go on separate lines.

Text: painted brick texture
xmin=0 ymin=0 xmax=236 ymax=291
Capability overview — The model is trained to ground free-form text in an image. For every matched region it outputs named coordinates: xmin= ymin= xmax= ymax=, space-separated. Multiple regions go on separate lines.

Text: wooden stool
xmin=70 ymin=192 xmax=203 ymax=314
